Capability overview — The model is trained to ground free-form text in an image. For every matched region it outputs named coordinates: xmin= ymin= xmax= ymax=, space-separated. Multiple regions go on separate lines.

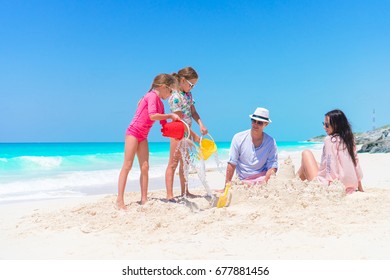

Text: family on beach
xmin=115 ymin=67 xmax=364 ymax=210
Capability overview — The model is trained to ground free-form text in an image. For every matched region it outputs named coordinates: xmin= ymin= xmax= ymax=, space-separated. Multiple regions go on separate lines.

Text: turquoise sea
xmin=0 ymin=141 xmax=321 ymax=204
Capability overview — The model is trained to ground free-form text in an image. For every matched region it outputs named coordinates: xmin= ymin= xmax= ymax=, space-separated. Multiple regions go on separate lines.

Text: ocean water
xmin=0 ymin=141 xmax=321 ymax=204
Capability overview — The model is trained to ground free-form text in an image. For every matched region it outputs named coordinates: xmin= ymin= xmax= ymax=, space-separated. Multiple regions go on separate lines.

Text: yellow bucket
xmin=199 ymin=134 xmax=217 ymax=160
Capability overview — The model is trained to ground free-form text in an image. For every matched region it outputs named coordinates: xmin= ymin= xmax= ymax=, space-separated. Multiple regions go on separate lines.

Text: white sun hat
xmin=249 ymin=107 xmax=272 ymax=123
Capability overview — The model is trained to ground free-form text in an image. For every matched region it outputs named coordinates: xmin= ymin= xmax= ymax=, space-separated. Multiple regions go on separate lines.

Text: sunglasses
xmin=322 ymin=122 xmax=330 ymax=128
xmin=251 ymin=119 xmax=265 ymax=125
xmin=185 ymin=79 xmax=195 ymax=89
xmin=166 ymin=85 xmax=174 ymax=94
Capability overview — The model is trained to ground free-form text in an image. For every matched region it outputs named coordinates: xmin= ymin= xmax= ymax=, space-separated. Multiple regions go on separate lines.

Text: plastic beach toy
xmin=161 ymin=120 xmax=190 ymax=140
xmin=199 ymin=133 xmax=217 ymax=160
xmin=216 ymin=183 xmax=231 ymax=208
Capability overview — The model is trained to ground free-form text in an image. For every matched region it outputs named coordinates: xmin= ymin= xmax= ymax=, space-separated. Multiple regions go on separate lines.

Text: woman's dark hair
xmin=326 ymin=109 xmax=357 ymax=166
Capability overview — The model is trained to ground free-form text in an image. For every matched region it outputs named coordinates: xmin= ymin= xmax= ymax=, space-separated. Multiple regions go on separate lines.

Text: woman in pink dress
xmin=116 ymin=74 xmax=180 ymax=210
xmin=297 ymin=109 xmax=364 ymax=194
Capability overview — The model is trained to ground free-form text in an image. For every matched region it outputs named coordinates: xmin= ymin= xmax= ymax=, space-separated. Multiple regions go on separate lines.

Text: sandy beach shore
xmin=1 ymin=150 xmax=390 ymax=260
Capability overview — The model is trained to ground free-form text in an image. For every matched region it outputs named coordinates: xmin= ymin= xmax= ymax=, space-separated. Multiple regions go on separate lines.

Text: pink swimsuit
xmin=126 ymin=90 xmax=166 ymax=142
xmin=317 ymin=135 xmax=363 ymax=193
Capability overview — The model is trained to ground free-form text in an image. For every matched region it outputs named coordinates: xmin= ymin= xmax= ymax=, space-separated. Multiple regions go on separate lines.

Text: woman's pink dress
xmin=317 ymin=135 xmax=363 ymax=193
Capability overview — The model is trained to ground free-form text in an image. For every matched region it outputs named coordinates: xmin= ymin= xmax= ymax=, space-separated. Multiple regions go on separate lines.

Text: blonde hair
xmin=172 ymin=66 xmax=198 ymax=82
xmin=149 ymin=74 xmax=177 ymax=91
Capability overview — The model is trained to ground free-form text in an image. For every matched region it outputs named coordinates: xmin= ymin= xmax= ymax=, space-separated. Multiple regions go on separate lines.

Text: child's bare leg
xmin=178 ymin=160 xmax=187 ymax=196
xmin=137 ymin=140 xmax=149 ymax=205
xmin=117 ymin=167 xmax=130 ymax=210
xmin=116 ymin=136 xmax=138 ymax=210
xmin=165 ymin=139 xmax=180 ymax=199
xmin=179 ymin=158 xmax=196 ymax=197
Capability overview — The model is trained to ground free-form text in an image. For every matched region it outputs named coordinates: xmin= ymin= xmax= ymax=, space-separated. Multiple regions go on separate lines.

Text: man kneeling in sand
xmin=222 ymin=107 xmax=278 ymax=190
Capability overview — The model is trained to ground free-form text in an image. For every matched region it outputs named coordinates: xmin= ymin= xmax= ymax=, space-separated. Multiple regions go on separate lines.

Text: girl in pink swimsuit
xmin=297 ymin=109 xmax=364 ymax=194
xmin=116 ymin=74 xmax=180 ymax=210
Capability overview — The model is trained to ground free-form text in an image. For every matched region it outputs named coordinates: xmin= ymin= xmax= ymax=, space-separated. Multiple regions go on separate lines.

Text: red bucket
xmin=161 ymin=120 xmax=190 ymax=140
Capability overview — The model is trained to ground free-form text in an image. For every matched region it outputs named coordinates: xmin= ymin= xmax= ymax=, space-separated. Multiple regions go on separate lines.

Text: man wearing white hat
xmin=224 ymin=107 xmax=278 ymax=187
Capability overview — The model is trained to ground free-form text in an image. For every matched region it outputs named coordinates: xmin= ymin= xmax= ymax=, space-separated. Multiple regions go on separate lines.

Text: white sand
xmin=1 ymin=151 xmax=390 ymax=260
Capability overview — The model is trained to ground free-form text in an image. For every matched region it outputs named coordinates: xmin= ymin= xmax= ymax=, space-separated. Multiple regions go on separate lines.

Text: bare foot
xmin=140 ymin=199 xmax=148 ymax=205
xmin=183 ymin=192 xmax=198 ymax=198
xmin=162 ymin=198 xmax=177 ymax=203
xmin=115 ymin=201 xmax=128 ymax=211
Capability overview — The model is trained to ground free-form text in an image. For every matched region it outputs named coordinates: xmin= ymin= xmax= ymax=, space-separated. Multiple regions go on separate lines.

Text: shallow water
xmin=0 ymin=141 xmax=322 ymax=203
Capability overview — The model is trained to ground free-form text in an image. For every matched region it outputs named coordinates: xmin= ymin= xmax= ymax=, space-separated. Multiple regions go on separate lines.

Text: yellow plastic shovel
xmin=216 ymin=183 xmax=231 ymax=208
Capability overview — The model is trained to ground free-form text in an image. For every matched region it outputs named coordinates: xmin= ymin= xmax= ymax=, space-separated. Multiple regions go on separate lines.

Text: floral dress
xmin=168 ymin=91 xmax=195 ymax=127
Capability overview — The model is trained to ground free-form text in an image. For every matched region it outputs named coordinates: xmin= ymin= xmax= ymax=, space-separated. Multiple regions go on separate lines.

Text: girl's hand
xmin=170 ymin=113 xmax=180 ymax=121
xmin=192 ymin=134 xmax=200 ymax=143
xmin=200 ymin=125 xmax=208 ymax=135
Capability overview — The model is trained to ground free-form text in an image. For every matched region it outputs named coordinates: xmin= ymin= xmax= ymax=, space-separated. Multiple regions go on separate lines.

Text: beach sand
xmin=1 ymin=151 xmax=390 ymax=260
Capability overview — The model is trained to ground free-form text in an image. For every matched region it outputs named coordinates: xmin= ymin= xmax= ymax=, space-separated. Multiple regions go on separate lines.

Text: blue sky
xmin=1 ymin=0 xmax=389 ymax=142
